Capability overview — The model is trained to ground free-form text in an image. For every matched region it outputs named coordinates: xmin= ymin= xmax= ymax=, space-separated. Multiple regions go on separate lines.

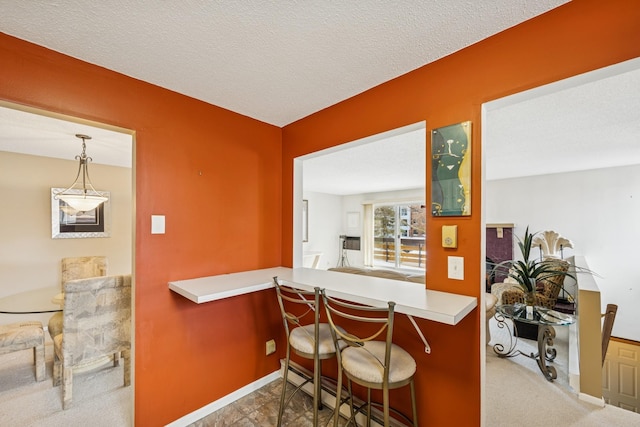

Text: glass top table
xmin=493 ymin=303 xmax=575 ymax=381
xmin=497 ymin=303 xmax=575 ymax=326
xmin=0 ymin=286 xmax=63 ymax=314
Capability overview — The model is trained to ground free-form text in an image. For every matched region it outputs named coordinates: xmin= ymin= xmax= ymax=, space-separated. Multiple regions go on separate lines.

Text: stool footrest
xmin=285 ymin=360 xmax=407 ymax=426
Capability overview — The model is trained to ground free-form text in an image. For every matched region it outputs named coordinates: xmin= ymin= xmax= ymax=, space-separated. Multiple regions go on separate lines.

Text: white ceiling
xmin=303 ymin=124 xmax=426 ymax=196
xmin=3 ymin=1 xmax=639 ymax=195
xmin=0 ymin=1 xmax=566 ymax=127
xmin=0 ymin=106 xmax=132 ymax=168
xmin=485 ymin=58 xmax=640 ymax=181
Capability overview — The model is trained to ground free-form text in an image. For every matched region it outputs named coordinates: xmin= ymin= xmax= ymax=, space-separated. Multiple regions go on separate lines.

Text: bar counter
xmin=168 ymin=267 xmax=476 ymax=325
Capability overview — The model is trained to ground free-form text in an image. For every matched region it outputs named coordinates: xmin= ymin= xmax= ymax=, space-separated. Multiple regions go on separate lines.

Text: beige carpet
xmin=0 ymin=342 xmax=132 ymax=426
xmin=486 ymin=315 xmax=640 ymax=426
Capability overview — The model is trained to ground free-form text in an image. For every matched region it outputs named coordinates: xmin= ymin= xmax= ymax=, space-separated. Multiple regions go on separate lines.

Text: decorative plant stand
xmin=493 ymin=303 xmax=574 ymax=381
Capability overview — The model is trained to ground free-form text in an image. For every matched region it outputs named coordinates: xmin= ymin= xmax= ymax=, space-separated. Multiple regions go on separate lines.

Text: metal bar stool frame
xmin=321 ymin=289 xmax=418 ymax=427
xmin=273 ymin=277 xmax=341 ymax=426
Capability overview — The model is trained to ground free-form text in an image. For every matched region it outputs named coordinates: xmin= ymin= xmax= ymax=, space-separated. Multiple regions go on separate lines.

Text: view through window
xmin=373 ymin=203 xmax=426 ymax=270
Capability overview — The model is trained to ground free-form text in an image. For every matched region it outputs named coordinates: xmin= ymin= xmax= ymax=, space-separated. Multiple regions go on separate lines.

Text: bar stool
xmin=273 ymin=277 xmax=344 ymax=427
xmin=321 ymin=289 xmax=418 ymax=427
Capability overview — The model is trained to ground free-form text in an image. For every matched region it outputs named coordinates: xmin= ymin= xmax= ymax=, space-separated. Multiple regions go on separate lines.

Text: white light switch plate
xmin=151 ymin=215 xmax=165 ymax=234
xmin=448 ymin=256 xmax=464 ymax=280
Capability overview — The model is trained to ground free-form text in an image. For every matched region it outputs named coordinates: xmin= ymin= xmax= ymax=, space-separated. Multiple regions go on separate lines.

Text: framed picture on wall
xmin=431 ymin=121 xmax=472 ymax=216
xmin=51 ymin=188 xmax=111 ymax=239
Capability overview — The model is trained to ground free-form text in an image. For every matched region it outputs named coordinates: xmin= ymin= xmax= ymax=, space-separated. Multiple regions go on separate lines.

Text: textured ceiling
xmin=303 ymin=124 xmax=426 ymax=195
xmin=5 ymin=1 xmax=637 ymax=196
xmin=485 ymin=58 xmax=640 ymax=181
xmin=0 ymin=105 xmax=132 ymax=168
xmin=0 ymin=0 xmax=567 ymax=126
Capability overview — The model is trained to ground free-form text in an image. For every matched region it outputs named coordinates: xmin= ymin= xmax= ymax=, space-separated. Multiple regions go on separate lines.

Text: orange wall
xmin=1 ymin=33 xmax=284 ymax=425
xmin=0 ymin=1 xmax=639 ymax=425
xmin=282 ymin=0 xmax=640 ymax=425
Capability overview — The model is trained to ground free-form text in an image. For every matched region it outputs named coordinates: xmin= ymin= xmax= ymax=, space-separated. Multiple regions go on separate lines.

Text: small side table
xmin=493 ymin=303 xmax=574 ymax=381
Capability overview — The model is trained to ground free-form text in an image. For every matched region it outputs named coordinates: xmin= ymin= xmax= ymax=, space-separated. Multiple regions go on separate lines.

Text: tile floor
xmin=188 ymin=379 xmax=348 ymax=427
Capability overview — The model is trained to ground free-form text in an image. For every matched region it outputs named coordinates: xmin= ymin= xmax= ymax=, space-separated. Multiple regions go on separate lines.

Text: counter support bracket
xmin=407 ymin=314 xmax=431 ymax=354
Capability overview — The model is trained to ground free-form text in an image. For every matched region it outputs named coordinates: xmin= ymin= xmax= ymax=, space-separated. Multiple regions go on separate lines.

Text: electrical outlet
xmin=266 ymin=339 xmax=276 ymax=355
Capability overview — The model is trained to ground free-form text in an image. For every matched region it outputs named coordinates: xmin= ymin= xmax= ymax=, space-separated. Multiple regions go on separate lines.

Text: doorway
xmin=0 ymin=101 xmax=135 ymax=419
xmin=482 ymin=57 xmax=640 ymax=415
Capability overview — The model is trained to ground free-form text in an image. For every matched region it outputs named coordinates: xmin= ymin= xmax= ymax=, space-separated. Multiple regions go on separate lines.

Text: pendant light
xmin=54 ymin=134 xmax=108 ymax=212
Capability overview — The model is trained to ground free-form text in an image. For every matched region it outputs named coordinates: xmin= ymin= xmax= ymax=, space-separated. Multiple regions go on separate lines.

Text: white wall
xmin=303 ymin=188 xmax=425 ymax=270
xmin=302 ymin=191 xmax=342 ymax=269
xmin=0 ymin=151 xmax=132 ymax=326
xmin=486 ymin=164 xmax=640 ymax=341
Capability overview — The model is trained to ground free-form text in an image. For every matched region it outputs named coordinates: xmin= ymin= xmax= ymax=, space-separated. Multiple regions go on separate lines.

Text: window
xmin=373 ymin=203 xmax=425 ymax=270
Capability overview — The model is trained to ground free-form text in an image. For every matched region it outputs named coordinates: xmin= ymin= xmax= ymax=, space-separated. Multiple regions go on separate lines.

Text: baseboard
xmin=284 ymin=360 xmax=407 ymax=427
xmin=165 ymin=370 xmax=281 ymax=427
xmin=578 ymin=392 xmax=606 ymax=407
xmin=165 ymin=360 xmax=410 ymax=427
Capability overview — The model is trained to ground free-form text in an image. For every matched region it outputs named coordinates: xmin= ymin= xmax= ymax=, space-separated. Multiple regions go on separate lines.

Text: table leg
xmin=492 ymin=312 xmax=519 ymax=357
xmin=536 ymin=325 xmax=558 ymax=381
xmin=493 ymin=313 xmax=559 ymax=382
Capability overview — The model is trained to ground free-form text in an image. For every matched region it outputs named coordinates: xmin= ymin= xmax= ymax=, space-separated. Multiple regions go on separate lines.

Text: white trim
xmin=295 ymin=122 xmax=426 ymax=163
xmin=165 ymin=370 xmax=281 ymax=427
xmin=578 ymin=393 xmax=606 ymax=408
xmin=361 ymin=195 xmax=424 ymax=206
xmin=480 ymin=97 xmax=488 ymax=427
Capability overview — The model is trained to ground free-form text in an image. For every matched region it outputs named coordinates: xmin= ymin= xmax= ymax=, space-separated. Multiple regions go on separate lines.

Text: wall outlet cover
xmin=266 ymin=339 xmax=276 ymax=355
xmin=448 ymin=256 xmax=464 ymax=280
xmin=151 ymin=215 xmax=165 ymax=234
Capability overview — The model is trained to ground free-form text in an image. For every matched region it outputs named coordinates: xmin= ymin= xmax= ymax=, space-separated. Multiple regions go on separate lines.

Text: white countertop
xmin=169 ymin=267 xmax=477 ymax=325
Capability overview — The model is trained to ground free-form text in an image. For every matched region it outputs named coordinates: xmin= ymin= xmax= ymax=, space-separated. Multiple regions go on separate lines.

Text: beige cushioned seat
xmin=289 ymin=323 xmax=342 ymax=355
xmin=48 ymin=256 xmax=108 ymax=340
xmin=341 ymin=341 xmax=416 ymax=384
xmin=0 ymin=321 xmax=45 ymax=381
xmin=53 ymin=274 xmax=131 ymax=409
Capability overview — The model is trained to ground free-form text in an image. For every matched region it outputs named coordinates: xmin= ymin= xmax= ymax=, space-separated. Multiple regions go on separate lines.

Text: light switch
xmin=448 ymin=256 xmax=464 ymax=280
xmin=151 ymin=215 xmax=165 ymax=234
xmin=442 ymin=225 xmax=458 ymax=248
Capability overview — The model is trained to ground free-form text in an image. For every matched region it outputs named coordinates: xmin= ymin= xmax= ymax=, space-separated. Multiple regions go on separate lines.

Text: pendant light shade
xmin=54 ymin=134 xmax=108 ymax=212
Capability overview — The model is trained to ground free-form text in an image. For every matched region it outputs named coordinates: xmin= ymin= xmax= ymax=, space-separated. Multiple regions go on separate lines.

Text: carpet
xmin=0 ymin=342 xmax=132 ymax=427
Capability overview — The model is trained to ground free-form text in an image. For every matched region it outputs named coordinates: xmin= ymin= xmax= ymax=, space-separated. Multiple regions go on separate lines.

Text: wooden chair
xmin=53 ymin=274 xmax=131 ymax=409
xmin=321 ymin=289 xmax=417 ymax=427
xmin=602 ymin=304 xmax=618 ymax=366
xmin=273 ymin=277 xmax=344 ymax=427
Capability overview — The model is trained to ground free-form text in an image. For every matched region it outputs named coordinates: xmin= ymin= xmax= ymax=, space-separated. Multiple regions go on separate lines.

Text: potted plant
xmin=493 ymin=226 xmax=575 ymax=314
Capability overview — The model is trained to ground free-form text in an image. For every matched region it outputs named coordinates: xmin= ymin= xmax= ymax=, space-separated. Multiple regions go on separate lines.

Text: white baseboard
xmin=165 ymin=370 xmax=281 ymax=427
xmin=578 ymin=392 xmax=606 ymax=407
xmin=284 ymin=360 xmax=406 ymax=427
xmin=166 ymin=360 xmax=409 ymax=427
